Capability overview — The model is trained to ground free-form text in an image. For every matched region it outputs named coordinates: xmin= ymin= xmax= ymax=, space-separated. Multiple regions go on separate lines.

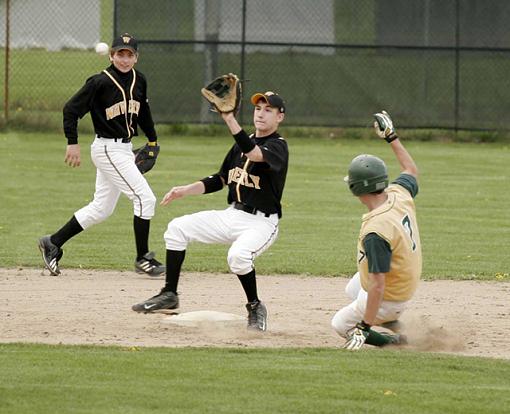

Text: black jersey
xmin=218 ymin=130 xmax=289 ymax=218
xmin=63 ymin=65 xmax=157 ymax=144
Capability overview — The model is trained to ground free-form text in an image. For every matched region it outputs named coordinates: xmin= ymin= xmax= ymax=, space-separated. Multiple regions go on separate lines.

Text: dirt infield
xmin=1 ymin=267 xmax=509 ymax=359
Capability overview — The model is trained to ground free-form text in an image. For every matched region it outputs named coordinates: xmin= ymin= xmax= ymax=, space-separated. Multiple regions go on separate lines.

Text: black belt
xmin=233 ymin=202 xmax=270 ymax=218
xmin=113 ymin=137 xmax=131 ymax=143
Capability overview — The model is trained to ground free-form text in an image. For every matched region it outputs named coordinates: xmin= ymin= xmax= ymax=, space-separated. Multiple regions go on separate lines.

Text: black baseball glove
xmin=200 ymin=73 xmax=242 ymax=114
xmin=133 ymin=143 xmax=160 ymax=174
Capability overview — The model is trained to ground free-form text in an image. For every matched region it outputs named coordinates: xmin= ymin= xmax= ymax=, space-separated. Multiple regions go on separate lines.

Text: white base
xmin=162 ymin=310 xmax=245 ymax=327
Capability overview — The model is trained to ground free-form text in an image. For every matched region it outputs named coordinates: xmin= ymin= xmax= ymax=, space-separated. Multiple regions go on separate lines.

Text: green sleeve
xmin=392 ymin=173 xmax=419 ymax=198
xmin=363 ymin=233 xmax=392 ymax=273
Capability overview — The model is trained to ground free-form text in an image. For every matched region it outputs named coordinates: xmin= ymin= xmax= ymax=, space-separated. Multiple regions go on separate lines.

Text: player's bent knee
xmin=75 ymin=205 xmax=114 ymax=229
xmin=164 ymin=218 xmax=188 ymax=250
xmin=331 ymin=312 xmax=350 ymax=338
xmin=227 ymin=250 xmax=251 ymax=275
xmin=145 ymin=192 xmax=157 ymax=208
xmin=136 ymin=193 xmax=156 ymax=219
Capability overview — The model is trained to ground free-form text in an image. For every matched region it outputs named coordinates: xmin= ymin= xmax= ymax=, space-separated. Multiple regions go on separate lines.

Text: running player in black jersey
xmin=132 ymin=92 xmax=289 ymax=331
xmin=38 ymin=33 xmax=164 ymax=277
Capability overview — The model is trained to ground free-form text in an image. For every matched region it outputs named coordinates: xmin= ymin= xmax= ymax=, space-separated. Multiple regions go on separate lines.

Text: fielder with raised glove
xmin=134 ymin=142 xmax=160 ymax=174
xmin=131 ymin=87 xmax=288 ymax=334
xmin=201 ymin=73 xmax=242 ymax=114
xmin=332 ymin=109 xmax=420 ymax=350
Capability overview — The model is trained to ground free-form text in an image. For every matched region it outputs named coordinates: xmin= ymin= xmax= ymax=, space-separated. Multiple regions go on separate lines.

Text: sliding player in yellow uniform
xmin=332 ymin=110 xmax=422 ymax=350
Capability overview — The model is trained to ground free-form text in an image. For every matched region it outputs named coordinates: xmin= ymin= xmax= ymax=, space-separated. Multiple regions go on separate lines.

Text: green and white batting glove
xmin=343 ymin=321 xmax=371 ymax=351
xmin=373 ymin=110 xmax=398 ymax=143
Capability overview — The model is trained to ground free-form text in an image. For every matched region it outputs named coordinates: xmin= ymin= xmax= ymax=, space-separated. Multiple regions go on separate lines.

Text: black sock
xmin=164 ymin=249 xmax=186 ymax=294
xmin=50 ymin=215 xmax=83 ymax=248
xmin=365 ymin=330 xmax=393 ymax=347
xmin=133 ymin=216 xmax=150 ymax=260
xmin=237 ymin=270 xmax=259 ymax=303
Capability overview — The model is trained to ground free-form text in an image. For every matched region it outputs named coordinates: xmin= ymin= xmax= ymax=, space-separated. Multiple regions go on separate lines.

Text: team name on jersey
xmin=105 ymin=99 xmax=140 ymax=120
xmin=228 ymin=167 xmax=261 ymax=189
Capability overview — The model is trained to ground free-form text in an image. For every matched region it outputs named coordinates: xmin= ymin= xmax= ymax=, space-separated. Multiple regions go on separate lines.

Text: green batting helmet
xmin=345 ymin=154 xmax=389 ymax=196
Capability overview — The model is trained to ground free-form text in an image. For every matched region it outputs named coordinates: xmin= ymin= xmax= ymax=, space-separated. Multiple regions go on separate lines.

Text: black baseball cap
xmin=250 ymin=91 xmax=286 ymax=113
xmin=111 ymin=33 xmax=138 ymax=53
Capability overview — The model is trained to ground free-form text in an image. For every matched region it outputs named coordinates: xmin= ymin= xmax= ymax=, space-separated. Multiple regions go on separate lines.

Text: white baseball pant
xmin=74 ymin=137 xmax=156 ymax=229
xmin=164 ymin=205 xmax=279 ymax=275
xmin=331 ymin=272 xmax=409 ymax=338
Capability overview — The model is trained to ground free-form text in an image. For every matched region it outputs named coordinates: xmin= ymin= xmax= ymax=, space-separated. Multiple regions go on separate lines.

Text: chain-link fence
xmin=2 ymin=0 xmax=510 ymax=130
xmin=0 ymin=0 xmax=113 ymax=127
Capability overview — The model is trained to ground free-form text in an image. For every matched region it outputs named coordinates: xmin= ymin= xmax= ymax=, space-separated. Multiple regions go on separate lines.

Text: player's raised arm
xmin=373 ymin=110 xmax=418 ymax=178
xmin=221 ymin=110 xmax=265 ymax=162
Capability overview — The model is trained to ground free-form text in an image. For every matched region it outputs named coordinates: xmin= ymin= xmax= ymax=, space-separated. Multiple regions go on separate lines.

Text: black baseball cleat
xmin=246 ymin=300 xmax=267 ymax=331
xmin=132 ymin=290 xmax=179 ymax=313
xmin=134 ymin=252 xmax=165 ymax=276
xmin=38 ymin=235 xmax=63 ymax=276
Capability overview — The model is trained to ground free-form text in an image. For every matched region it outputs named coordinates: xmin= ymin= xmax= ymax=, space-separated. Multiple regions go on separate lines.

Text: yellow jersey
xmin=357 ymin=176 xmax=422 ymax=301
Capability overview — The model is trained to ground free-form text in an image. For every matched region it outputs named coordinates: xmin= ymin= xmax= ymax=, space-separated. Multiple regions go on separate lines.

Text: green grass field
xmin=2 ymin=3 xmax=509 ymax=412
xmin=0 ymin=131 xmax=508 ymax=279
xmin=1 ymin=132 xmax=509 ymax=413
xmin=1 ymin=344 xmax=509 ymax=414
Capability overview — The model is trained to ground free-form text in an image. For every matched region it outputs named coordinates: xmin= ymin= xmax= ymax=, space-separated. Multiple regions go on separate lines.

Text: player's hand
xmin=65 ymin=144 xmax=81 ymax=167
xmin=343 ymin=321 xmax=371 ymax=351
xmin=160 ymin=186 xmax=188 ymax=206
xmin=373 ymin=110 xmax=398 ymax=142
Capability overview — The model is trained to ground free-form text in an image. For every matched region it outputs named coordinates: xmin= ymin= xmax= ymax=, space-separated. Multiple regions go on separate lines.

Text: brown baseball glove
xmin=133 ymin=143 xmax=160 ymax=174
xmin=201 ymin=73 xmax=242 ymax=114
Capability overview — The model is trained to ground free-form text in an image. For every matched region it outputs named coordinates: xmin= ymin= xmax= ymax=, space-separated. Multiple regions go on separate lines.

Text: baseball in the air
xmin=95 ymin=42 xmax=109 ymax=55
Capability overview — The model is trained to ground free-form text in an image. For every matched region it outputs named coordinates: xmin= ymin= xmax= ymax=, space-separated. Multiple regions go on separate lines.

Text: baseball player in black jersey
xmin=38 ymin=33 xmax=165 ymax=277
xmin=132 ymin=91 xmax=289 ymax=331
